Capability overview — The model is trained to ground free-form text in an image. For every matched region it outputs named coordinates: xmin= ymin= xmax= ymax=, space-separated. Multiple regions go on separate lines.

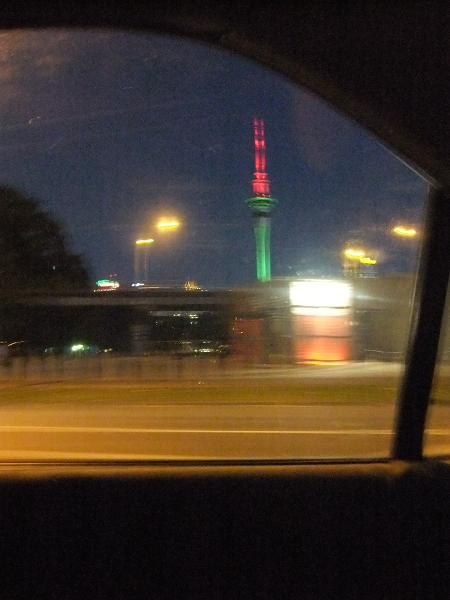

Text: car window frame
xmin=0 ymin=7 xmax=448 ymax=463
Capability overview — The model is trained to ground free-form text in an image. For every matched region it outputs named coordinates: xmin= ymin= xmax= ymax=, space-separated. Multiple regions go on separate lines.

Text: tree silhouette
xmin=0 ymin=186 xmax=89 ymax=290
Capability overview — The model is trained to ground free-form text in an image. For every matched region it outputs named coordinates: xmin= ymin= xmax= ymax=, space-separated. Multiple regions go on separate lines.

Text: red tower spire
xmin=252 ymin=117 xmax=271 ymax=198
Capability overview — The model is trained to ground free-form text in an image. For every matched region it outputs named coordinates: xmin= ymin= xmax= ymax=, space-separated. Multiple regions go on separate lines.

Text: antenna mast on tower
xmin=252 ymin=118 xmax=271 ymax=197
xmin=247 ymin=117 xmax=277 ymax=282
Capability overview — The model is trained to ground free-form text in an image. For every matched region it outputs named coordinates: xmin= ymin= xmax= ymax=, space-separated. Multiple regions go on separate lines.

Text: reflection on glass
xmin=0 ymin=29 xmax=429 ymax=461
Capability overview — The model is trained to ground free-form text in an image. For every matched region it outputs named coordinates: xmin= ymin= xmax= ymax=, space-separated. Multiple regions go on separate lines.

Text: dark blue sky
xmin=0 ymin=30 xmax=427 ymax=286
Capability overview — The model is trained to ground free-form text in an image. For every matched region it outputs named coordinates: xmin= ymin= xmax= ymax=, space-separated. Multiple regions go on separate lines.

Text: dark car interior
xmin=0 ymin=3 xmax=449 ymax=598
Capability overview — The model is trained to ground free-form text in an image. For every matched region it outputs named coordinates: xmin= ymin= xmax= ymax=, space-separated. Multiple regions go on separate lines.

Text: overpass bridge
xmin=2 ymin=277 xmax=447 ymax=363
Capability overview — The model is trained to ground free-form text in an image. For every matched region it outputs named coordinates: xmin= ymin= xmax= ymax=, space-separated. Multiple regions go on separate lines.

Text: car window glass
xmin=0 ymin=30 xmax=432 ymax=461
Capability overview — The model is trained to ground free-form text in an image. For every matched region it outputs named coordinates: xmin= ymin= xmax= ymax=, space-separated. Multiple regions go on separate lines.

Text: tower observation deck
xmin=246 ymin=117 xmax=277 ymax=282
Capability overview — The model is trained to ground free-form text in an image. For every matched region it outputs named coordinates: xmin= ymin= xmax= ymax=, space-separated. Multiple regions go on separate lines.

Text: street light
xmin=343 ymin=247 xmax=366 ymax=259
xmin=135 ymin=238 xmax=155 ymax=245
xmin=359 ymin=256 xmax=377 ymax=265
xmin=391 ymin=225 xmax=418 ymax=238
xmin=342 ymin=245 xmax=377 ymax=276
xmin=133 ymin=217 xmax=181 ymax=284
xmin=134 ymin=238 xmax=155 ymax=282
xmin=156 ymin=217 xmax=181 ymax=231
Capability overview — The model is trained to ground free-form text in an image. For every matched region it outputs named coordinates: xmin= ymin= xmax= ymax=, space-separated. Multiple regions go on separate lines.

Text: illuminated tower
xmin=246 ymin=117 xmax=277 ymax=282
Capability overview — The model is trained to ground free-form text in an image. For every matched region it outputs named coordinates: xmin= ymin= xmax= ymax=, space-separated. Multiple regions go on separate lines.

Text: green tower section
xmin=247 ymin=196 xmax=277 ymax=282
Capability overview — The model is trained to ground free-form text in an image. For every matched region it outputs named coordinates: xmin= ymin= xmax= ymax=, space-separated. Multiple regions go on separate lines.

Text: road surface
xmin=0 ymin=402 xmax=447 ymax=461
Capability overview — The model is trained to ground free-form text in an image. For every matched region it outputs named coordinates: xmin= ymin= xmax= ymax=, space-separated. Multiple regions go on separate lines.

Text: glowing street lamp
xmin=391 ymin=225 xmax=418 ymax=238
xmin=135 ymin=238 xmax=155 ymax=245
xmin=133 ymin=217 xmax=180 ymax=284
xmin=156 ymin=217 xmax=180 ymax=231
xmin=359 ymin=256 xmax=377 ymax=265
xmin=343 ymin=247 xmax=366 ymax=260
xmin=342 ymin=245 xmax=377 ymax=276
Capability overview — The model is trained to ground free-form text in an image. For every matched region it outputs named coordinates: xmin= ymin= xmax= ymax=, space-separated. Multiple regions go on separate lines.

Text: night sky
xmin=0 ymin=30 xmax=427 ymax=287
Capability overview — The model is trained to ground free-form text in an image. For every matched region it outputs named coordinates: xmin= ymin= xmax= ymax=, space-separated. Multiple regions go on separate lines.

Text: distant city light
xmin=135 ymin=238 xmax=155 ymax=245
xmin=131 ymin=282 xmax=145 ymax=287
xmin=71 ymin=344 xmax=85 ymax=352
xmin=392 ymin=225 xmax=417 ymax=238
xmin=7 ymin=340 xmax=25 ymax=347
xmin=96 ymin=279 xmax=120 ymax=289
xmin=156 ymin=218 xmax=180 ymax=231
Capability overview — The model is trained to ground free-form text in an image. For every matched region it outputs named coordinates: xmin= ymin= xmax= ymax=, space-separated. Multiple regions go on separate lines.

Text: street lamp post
xmin=133 ymin=217 xmax=181 ymax=285
xmin=390 ymin=224 xmax=420 ymax=274
xmin=342 ymin=245 xmax=377 ymax=277
xmin=134 ymin=238 xmax=154 ymax=283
